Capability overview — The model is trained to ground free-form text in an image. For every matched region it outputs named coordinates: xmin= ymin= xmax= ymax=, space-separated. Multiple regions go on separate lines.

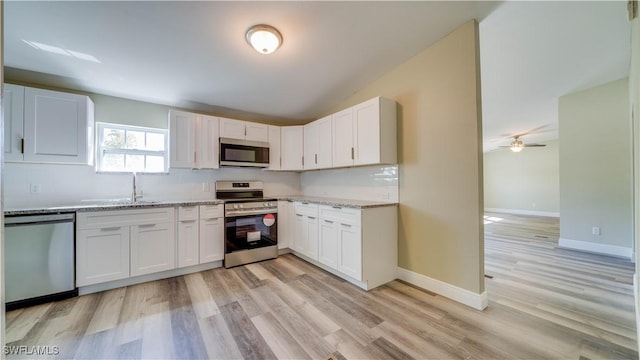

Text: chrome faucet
xmin=131 ymin=172 xmax=142 ymax=203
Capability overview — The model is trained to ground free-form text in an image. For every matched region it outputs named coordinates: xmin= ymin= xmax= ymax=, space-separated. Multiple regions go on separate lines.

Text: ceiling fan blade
xmin=523 ymin=144 xmax=546 ymax=147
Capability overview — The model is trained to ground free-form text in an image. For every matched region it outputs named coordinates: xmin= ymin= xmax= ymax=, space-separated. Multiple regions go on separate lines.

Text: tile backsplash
xmin=300 ymin=165 xmax=399 ymax=202
xmin=4 ymin=163 xmax=399 ymax=209
xmin=4 ymin=163 xmax=301 ymax=208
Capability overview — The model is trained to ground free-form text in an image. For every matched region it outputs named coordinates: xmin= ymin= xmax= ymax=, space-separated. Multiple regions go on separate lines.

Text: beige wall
xmin=484 ymin=139 xmax=559 ymax=215
xmin=559 ymin=78 xmax=632 ymax=251
xmin=328 ymin=21 xmax=484 ymax=294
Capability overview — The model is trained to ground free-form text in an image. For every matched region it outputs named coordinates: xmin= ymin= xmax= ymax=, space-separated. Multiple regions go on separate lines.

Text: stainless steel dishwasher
xmin=5 ymin=213 xmax=78 ymax=310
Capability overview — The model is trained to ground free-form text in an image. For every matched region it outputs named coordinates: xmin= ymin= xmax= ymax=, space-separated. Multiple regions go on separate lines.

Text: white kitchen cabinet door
xmin=268 ymin=125 xmax=281 ymax=170
xmin=316 ymin=116 xmax=333 ymax=169
xmin=76 ymin=226 xmax=130 ymax=287
xmin=305 ymin=215 xmax=319 ymax=260
xmin=337 ymin=224 xmax=362 ymax=281
xmin=23 ymin=87 xmax=94 ymax=164
xmin=318 ymin=218 xmax=339 ymax=269
xmin=196 ymin=114 xmax=219 ymax=169
xmin=169 ymin=110 xmax=196 ymax=168
xmin=332 ymin=108 xmax=354 ymax=167
xmin=219 ymin=117 xmax=246 ymax=140
xmin=353 ymin=97 xmax=397 ymax=166
xmin=303 ymin=120 xmax=319 ymax=170
xmin=303 ymin=116 xmax=331 ymax=169
xmin=293 ymin=213 xmax=305 ymax=253
xmin=280 ymin=126 xmax=304 ymax=170
xmin=178 ymin=220 xmax=199 ymax=268
xmin=3 ymin=84 xmax=25 ymax=162
xmin=130 ymin=221 xmax=176 ymax=277
xmin=245 ymin=122 xmax=269 ymax=142
xmin=277 ymin=200 xmax=294 ymax=249
xmin=199 ymin=217 xmax=224 ymax=263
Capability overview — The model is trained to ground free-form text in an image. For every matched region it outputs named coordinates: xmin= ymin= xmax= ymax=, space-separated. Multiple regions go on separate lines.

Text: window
xmin=97 ymin=123 xmax=168 ymax=173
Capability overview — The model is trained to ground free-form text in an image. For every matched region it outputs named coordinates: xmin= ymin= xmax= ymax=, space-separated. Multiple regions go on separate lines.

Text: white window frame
xmin=96 ymin=122 xmax=169 ymax=173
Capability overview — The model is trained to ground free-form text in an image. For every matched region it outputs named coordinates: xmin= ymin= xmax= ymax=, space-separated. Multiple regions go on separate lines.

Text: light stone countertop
xmin=4 ymin=199 xmax=224 ymax=216
xmin=4 ymin=196 xmax=397 ymax=216
xmin=277 ymin=196 xmax=397 ymax=209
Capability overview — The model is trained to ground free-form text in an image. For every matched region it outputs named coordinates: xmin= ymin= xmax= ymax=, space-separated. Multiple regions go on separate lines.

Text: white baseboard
xmin=396 ymin=267 xmax=488 ymax=310
xmin=485 ymin=208 xmax=560 ymax=217
xmin=558 ymin=237 xmax=633 ymax=259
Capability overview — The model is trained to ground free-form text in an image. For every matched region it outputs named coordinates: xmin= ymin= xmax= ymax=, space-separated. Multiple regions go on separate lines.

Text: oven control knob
xmin=239 ymin=204 xmax=244 ymax=208
xmin=233 ymin=204 xmax=239 ymax=209
xmin=264 ymin=202 xmax=269 ymax=207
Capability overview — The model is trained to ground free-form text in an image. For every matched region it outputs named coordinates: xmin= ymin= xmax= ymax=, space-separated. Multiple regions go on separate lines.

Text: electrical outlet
xmin=30 ymin=184 xmax=41 ymax=194
xmin=202 ymin=182 xmax=211 ymax=192
xmin=592 ymin=226 xmax=601 ymax=236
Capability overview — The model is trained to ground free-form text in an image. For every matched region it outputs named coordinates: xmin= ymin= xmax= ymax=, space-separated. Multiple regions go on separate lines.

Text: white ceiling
xmin=3 ymin=1 xmax=631 ymax=149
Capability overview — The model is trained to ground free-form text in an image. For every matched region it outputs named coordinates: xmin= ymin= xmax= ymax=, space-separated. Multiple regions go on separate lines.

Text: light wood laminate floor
xmin=6 ymin=212 xmax=638 ymax=359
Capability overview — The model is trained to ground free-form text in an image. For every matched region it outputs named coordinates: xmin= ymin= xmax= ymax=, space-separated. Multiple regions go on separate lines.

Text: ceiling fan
xmin=500 ymin=135 xmax=546 ymax=152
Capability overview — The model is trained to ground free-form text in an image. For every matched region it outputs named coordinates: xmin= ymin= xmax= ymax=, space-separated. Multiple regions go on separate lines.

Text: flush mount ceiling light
xmin=510 ymin=138 xmax=524 ymax=152
xmin=245 ymin=24 xmax=282 ymax=55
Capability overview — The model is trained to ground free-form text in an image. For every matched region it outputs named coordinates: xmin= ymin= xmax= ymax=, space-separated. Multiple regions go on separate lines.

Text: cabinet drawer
xmin=319 ymin=205 xmax=361 ymax=226
xmin=178 ymin=206 xmax=199 ymax=221
xmin=294 ymin=202 xmax=318 ymax=217
xmin=77 ymin=208 xmax=175 ymax=229
xmin=200 ymin=204 xmax=223 ymax=219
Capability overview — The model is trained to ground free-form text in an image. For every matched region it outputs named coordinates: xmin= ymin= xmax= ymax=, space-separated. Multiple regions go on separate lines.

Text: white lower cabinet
xmin=277 ymin=200 xmax=294 ymax=250
xmin=199 ymin=216 xmax=223 ymax=263
xmin=131 ymin=222 xmax=175 ymax=277
xmin=76 ymin=207 xmax=176 ymax=287
xmin=294 ymin=202 xmax=319 ymax=260
xmin=76 ymin=226 xmax=130 ymax=286
xmin=318 ymin=217 xmax=339 ymax=269
xmin=177 ymin=205 xmax=224 ymax=266
xmin=289 ymin=202 xmax=397 ymax=290
xmin=336 ymin=223 xmax=362 ymax=280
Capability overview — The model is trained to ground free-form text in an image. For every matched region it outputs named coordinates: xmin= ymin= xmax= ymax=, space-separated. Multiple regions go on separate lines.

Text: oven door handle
xmin=225 ymin=209 xmax=277 ymax=217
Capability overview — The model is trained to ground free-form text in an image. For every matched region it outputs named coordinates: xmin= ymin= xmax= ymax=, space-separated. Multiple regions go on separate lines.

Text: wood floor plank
xmin=5 ymin=302 xmax=52 ymax=343
xmin=140 ymin=301 xmax=175 ymax=359
xmin=219 ymin=301 xmax=277 ymax=360
xmin=366 ymin=336 xmax=415 ymax=360
xmin=165 ymin=277 xmax=208 ymax=359
xmin=251 ymin=311 xmax=312 ymax=360
xmin=183 ymin=272 xmax=220 ymax=320
xmin=84 ymin=287 xmax=126 ymax=335
xmin=197 ymin=313 xmax=244 ymax=360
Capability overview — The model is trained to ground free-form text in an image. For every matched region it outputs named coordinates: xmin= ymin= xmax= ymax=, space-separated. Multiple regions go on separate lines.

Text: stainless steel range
xmin=216 ymin=181 xmax=278 ymax=268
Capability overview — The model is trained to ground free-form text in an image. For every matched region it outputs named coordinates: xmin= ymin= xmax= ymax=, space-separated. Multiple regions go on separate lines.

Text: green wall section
xmin=559 ymin=78 xmax=632 ymax=250
xmin=484 ymin=139 xmax=559 ymax=214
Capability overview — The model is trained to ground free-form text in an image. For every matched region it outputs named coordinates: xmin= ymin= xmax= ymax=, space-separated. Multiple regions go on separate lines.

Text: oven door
xmin=224 ymin=212 xmax=277 ymax=253
xmin=219 ymin=138 xmax=270 ymax=167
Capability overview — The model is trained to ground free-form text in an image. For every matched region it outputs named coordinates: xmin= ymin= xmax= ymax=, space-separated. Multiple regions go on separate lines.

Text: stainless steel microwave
xmin=219 ymin=137 xmax=270 ymax=167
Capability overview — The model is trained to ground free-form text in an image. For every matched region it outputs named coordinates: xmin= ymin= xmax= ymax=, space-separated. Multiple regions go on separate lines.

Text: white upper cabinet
xmin=304 ymin=116 xmax=332 ymax=170
xmin=331 ymin=97 xmax=397 ymax=168
xmin=169 ymin=110 xmax=219 ymax=169
xmin=353 ymin=97 xmax=397 ymax=166
xmin=219 ymin=117 xmax=268 ymax=142
xmin=196 ymin=114 xmax=220 ymax=169
xmin=332 ymin=108 xmax=354 ymax=167
xmin=169 ymin=110 xmax=196 ymax=168
xmin=3 ymin=85 xmax=94 ymax=165
xmin=268 ymin=125 xmax=281 ymax=170
xmin=3 ymin=84 xmax=25 ymax=162
xmin=280 ymin=125 xmax=304 ymax=171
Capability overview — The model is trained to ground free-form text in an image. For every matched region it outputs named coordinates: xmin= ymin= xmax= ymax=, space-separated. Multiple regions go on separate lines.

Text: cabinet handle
xmin=308 ymin=216 xmax=316 ymax=219
xmin=302 ymin=156 xmax=304 ymax=166
xmin=332 ymin=206 xmax=342 ymax=209
xmin=351 ymin=147 xmax=354 ymax=160
xmin=100 ymin=226 xmax=121 ymax=232
xmin=194 ymin=151 xmax=197 ymax=162
xmin=20 ymin=138 xmax=25 ymax=154
xmin=315 ymin=154 xmax=318 ymax=164
xmin=341 ymin=223 xmax=352 ymax=228
xmin=139 ymin=223 xmax=156 ymax=228
xmin=296 ymin=214 xmax=303 ymax=217
xmin=324 ymin=219 xmax=334 ymax=223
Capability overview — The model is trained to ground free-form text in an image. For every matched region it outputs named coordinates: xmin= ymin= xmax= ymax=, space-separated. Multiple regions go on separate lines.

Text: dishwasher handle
xmin=5 ymin=213 xmax=75 ymax=226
